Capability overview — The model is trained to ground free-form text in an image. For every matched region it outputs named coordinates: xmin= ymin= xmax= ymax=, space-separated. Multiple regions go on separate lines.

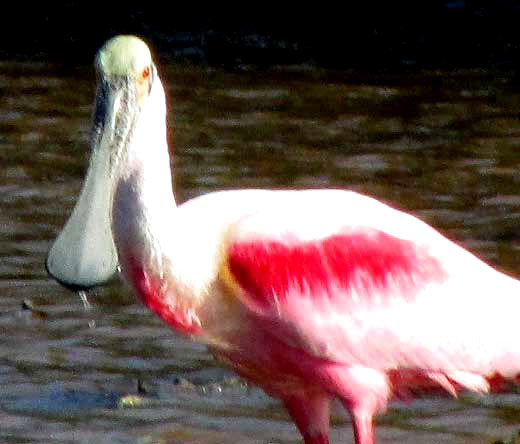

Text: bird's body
xmin=47 ymin=36 xmax=520 ymax=444
xmin=115 ymin=179 xmax=520 ymax=444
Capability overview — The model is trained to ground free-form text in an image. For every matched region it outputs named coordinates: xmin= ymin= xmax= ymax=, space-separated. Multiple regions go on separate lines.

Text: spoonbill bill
xmin=46 ymin=35 xmax=520 ymax=444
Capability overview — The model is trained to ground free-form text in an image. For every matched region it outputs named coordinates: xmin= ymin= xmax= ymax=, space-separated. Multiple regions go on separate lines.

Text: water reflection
xmin=0 ymin=61 xmax=518 ymax=443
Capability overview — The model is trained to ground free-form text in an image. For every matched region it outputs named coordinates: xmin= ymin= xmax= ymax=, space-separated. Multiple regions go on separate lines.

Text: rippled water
xmin=0 ymin=60 xmax=519 ymax=444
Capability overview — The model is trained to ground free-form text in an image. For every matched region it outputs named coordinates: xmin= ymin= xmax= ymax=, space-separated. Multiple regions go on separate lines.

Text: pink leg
xmin=281 ymin=391 xmax=330 ymax=444
xmin=318 ymin=366 xmax=388 ymax=444
xmin=350 ymin=405 xmax=375 ymax=444
xmin=342 ymin=401 xmax=376 ymax=444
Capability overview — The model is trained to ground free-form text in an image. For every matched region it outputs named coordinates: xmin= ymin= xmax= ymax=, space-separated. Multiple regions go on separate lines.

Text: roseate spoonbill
xmin=46 ymin=35 xmax=520 ymax=444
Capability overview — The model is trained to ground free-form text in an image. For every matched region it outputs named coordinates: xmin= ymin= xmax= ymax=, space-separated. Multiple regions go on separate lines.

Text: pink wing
xmin=223 ymin=202 xmax=520 ymax=395
xmin=227 ymin=226 xmax=448 ymax=368
xmin=228 ymin=227 xmax=446 ymax=312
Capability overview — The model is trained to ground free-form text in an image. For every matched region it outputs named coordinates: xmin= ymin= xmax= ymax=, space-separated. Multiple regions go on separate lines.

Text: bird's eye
xmin=136 ymin=65 xmax=153 ymax=103
xmin=141 ymin=66 xmax=150 ymax=81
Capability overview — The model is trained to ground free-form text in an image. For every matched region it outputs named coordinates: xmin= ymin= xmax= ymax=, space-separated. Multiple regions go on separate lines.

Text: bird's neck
xmin=108 ymin=88 xmax=205 ymax=330
xmin=111 ymin=117 xmax=176 ymax=271
xmin=112 ymin=135 xmax=204 ymax=334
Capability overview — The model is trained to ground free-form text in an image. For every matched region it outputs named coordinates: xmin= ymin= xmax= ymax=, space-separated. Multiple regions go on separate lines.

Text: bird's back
xmin=171 ymin=189 xmax=520 ymax=398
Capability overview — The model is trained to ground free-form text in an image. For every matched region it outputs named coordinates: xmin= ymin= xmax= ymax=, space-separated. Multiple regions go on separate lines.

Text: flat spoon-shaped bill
xmin=46 ymin=138 xmax=118 ymax=290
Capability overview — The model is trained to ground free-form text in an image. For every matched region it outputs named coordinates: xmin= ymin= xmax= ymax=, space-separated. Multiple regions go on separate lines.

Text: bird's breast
xmin=124 ymin=253 xmax=203 ymax=336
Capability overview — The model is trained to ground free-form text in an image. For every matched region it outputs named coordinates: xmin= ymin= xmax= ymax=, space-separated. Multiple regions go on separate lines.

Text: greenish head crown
xmin=95 ymin=35 xmax=152 ymax=77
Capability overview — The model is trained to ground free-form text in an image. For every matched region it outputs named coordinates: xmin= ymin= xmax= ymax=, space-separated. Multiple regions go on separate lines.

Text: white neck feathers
xmin=111 ymin=77 xmax=176 ymax=282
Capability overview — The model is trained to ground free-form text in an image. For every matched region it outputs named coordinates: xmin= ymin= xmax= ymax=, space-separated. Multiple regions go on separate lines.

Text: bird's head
xmin=46 ymin=36 xmax=166 ymax=290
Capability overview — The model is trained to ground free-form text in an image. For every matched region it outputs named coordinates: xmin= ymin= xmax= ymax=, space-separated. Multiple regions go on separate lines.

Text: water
xmin=0 ymin=60 xmax=519 ymax=444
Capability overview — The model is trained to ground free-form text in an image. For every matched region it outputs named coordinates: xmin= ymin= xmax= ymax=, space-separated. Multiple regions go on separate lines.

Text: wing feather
xmin=222 ymin=206 xmax=520 ymax=378
xmin=228 ymin=228 xmax=446 ymax=313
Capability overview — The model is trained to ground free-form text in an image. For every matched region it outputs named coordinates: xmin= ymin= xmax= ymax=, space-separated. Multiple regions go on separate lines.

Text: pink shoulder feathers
xmin=228 ymin=228 xmax=447 ymax=312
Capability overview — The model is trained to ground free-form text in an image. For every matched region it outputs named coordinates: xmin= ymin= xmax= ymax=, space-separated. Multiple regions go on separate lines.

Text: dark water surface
xmin=1 ymin=61 xmax=519 ymax=444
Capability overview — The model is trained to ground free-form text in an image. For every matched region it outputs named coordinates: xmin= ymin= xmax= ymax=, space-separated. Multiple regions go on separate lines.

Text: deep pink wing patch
xmin=228 ymin=228 xmax=446 ymax=310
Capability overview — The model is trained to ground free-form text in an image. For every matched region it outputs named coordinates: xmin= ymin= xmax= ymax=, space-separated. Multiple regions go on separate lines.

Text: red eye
xmin=141 ymin=66 xmax=150 ymax=80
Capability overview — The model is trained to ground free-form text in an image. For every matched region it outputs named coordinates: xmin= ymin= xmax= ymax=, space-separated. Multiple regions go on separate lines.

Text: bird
xmin=46 ymin=35 xmax=520 ymax=444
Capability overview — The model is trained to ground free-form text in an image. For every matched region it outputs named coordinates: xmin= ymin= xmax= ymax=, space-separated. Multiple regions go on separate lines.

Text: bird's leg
xmin=351 ymin=407 xmax=375 ymax=444
xmin=342 ymin=401 xmax=376 ymax=444
xmin=281 ymin=391 xmax=330 ymax=444
xmin=321 ymin=366 xmax=388 ymax=444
